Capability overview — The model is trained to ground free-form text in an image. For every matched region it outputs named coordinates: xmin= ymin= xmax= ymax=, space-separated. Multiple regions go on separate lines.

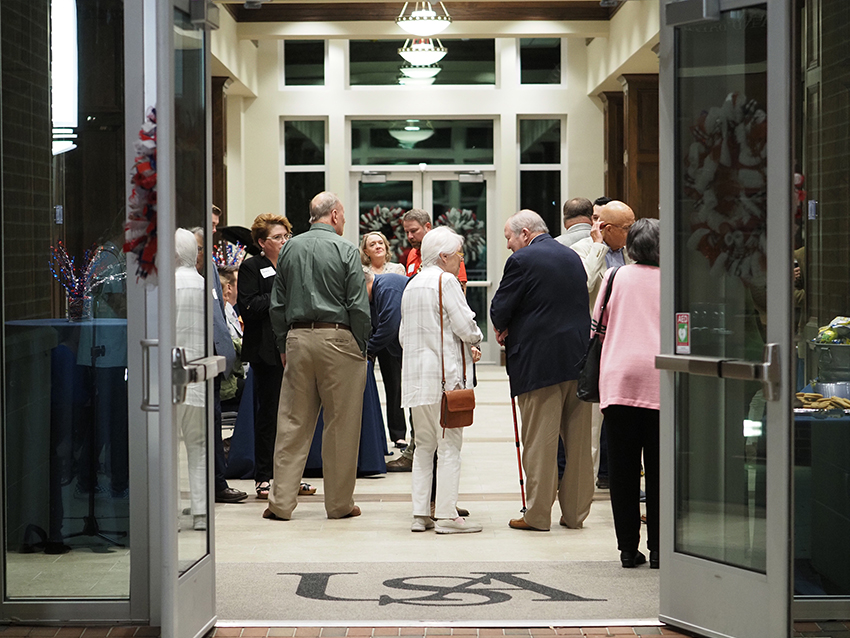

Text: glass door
xmin=353 ymin=170 xmax=497 ymax=362
xmin=146 ymin=1 xmax=220 ymax=635
xmin=657 ymin=1 xmax=793 ymax=637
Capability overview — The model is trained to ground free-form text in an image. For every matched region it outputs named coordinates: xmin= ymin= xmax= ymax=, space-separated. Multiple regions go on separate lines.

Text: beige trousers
xmin=517 ymin=380 xmax=594 ymax=530
xmin=268 ymin=327 xmax=367 ymax=519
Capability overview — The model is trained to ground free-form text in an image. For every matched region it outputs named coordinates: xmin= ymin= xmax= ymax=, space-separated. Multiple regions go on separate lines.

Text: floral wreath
xmin=124 ymin=106 xmax=158 ymax=281
xmin=684 ymin=92 xmax=767 ymax=288
xmin=436 ymin=207 xmax=485 ymax=264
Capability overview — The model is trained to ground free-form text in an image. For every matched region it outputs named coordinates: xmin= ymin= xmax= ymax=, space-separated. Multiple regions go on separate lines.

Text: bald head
xmin=597 ymin=201 xmax=635 ymax=251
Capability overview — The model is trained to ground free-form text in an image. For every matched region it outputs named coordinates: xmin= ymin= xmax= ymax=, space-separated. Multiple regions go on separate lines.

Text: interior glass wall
xmin=1 ymin=0 xmax=130 ymax=597
xmin=351 ymin=120 xmax=494 ymax=166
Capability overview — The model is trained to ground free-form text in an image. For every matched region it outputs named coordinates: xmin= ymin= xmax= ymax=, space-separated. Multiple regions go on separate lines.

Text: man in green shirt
xmin=264 ymin=191 xmax=371 ymax=521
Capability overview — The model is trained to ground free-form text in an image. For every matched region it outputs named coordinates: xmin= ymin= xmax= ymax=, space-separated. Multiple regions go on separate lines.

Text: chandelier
xmin=399 ymin=63 xmax=441 ymax=79
xmin=398 ymin=38 xmax=447 ymax=66
xmin=388 ymin=120 xmax=435 ymax=146
xmin=396 ymin=1 xmax=452 ymax=37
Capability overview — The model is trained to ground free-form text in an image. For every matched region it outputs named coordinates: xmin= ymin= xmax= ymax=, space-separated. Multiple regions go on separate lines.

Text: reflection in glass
xmin=520 ymin=170 xmax=561 ymax=236
xmin=520 ymin=38 xmax=561 ymax=85
xmin=3 ymin=0 xmax=130 ymax=598
xmin=350 ymin=39 xmax=495 ymax=86
xmin=284 ymin=40 xmax=325 ymax=86
xmin=358 ymin=181 xmax=414 ymax=266
xmin=174 ymin=8 xmax=209 ymax=572
xmin=285 ymin=171 xmax=326 ymax=236
xmin=520 ymin=119 xmax=560 ymax=164
xmin=794 ymin=0 xmax=850 ymax=597
xmin=352 ymin=120 xmax=494 ymax=166
xmin=284 ymin=121 xmax=325 ymax=166
xmin=673 ymin=7 xmax=768 ymax=573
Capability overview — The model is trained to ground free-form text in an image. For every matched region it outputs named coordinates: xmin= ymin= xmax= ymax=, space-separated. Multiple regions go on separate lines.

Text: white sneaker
xmin=193 ymin=515 xmax=207 ymax=531
xmin=411 ymin=516 xmax=435 ymax=532
xmin=435 ymin=517 xmax=482 ymax=534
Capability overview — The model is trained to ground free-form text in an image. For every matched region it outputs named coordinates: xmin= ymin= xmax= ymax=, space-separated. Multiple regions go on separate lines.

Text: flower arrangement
xmin=436 ymin=207 xmax=485 ymax=265
xmin=213 ymin=241 xmax=246 ymax=269
xmin=124 ymin=106 xmax=158 ymax=281
xmin=684 ymin=92 xmax=767 ymax=288
xmin=49 ymin=242 xmax=128 ymax=321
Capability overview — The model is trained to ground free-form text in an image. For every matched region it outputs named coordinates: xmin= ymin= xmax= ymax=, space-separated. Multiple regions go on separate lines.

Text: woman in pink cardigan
xmin=592 ymin=218 xmax=660 ymax=569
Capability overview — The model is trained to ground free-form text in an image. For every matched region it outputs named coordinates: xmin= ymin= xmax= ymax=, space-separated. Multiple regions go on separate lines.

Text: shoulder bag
xmin=438 ymin=274 xmax=475 ymax=428
xmin=576 ymin=266 xmax=621 ymax=403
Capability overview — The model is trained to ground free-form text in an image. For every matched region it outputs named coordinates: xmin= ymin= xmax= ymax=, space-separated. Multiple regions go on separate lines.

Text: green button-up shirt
xmin=270 ymin=223 xmax=371 ymax=355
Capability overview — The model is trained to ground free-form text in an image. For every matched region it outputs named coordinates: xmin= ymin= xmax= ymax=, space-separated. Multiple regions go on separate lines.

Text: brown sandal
xmin=255 ymin=481 xmax=270 ymax=500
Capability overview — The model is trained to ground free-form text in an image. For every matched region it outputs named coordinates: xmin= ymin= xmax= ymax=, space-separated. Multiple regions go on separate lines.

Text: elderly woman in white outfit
xmin=399 ymin=226 xmax=483 ymax=534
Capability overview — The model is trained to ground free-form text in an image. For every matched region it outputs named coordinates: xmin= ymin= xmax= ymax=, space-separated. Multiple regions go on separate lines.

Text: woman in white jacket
xmin=399 ymin=227 xmax=483 ymax=534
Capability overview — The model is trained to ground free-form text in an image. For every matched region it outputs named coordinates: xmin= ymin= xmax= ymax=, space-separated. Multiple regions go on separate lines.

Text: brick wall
xmin=1 ymin=1 xmax=53 ymax=321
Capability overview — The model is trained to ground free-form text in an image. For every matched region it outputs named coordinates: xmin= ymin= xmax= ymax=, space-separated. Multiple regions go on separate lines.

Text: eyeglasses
xmin=456 ymin=251 xmax=465 ymax=259
xmin=268 ymin=233 xmax=292 ymax=242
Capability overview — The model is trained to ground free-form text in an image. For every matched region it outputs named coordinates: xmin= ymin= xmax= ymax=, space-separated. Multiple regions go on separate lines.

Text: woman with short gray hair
xmin=593 ymin=216 xmax=661 ymax=569
xmin=399 ymin=226 xmax=484 ymax=534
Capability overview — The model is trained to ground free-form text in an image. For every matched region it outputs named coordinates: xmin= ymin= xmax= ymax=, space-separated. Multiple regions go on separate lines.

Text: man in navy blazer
xmin=490 ymin=209 xmax=593 ymax=531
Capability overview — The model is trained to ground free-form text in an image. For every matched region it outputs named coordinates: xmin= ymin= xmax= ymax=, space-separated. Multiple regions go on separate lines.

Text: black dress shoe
xmin=620 ymin=550 xmax=647 ymax=568
xmin=649 ymin=550 xmax=659 ymax=569
xmin=215 ymin=487 xmax=248 ymax=503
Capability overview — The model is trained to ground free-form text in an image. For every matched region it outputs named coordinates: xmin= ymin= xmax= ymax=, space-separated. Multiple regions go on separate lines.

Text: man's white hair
xmin=507 ymin=209 xmax=548 ymax=236
xmin=175 ymin=228 xmax=198 ymax=269
xmin=421 ymin=226 xmax=464 ymax=267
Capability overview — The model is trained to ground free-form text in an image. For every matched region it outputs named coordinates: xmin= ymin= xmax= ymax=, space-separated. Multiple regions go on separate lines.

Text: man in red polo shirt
xmin=401 ymin=209 xmax=467 ymax=292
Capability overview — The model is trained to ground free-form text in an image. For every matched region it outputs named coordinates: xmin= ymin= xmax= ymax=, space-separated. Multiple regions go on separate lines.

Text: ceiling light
xmin=244 ymin=0 xmax=266 ymax=8
xmin=398 ymin=38 xmax=447 ymax=66
xmin=397 ymin=1 xmax=451 ymax=37
xmin=399 ymin=63 xmax=441 ymax=79
xmin=388 ymin=120 xmax=435 ymax=146
xmin=600 ymin=0 xmax=619 ymax=7
xmin=398 ymin=75 xmax=437 ymax=86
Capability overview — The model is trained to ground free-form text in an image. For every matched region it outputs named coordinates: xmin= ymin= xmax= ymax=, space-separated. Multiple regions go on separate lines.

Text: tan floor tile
xmin=267 ymin=630 xmax=296 ymax=637
xmin=133 ymin=629 xmax=161 ymax=637
xmin=424 ymin=630 xmax=452 ymax=636
xmin=294 ymin=630 xmax=320 ymax=638
xmin=399 ymin=630 xmax=425 ymax=637
xmin=80 ymin=630 xmax=111 ymax=638
xmin=372 ymin=630 xmax=399 ymax=636
xmin=213 ymin=630 xmax=242 ymax=637
xmin=107 ymin=629 xmax=138 ymax=637
xmin=345 ymin=629 xmax=372 ymax=637
xmin=240 ymin=630 xmax=268 ymax=637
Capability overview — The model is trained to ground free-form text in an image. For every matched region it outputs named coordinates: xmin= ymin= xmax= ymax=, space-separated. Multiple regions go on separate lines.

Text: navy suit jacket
xmin=490 ymin=233 xmax=590 ymax=397
xmin=368 ymin=273 xmax=407 ymax=358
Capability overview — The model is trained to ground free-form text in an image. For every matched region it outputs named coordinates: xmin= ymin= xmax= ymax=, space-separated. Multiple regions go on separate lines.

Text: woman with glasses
xmin=360 ymin=231 xmax=405 ymax=276
xmin=238 ymin=214 xmax=315 ymax=500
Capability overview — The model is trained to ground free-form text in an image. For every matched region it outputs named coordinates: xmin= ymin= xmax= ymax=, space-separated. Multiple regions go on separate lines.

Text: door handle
xmin=171 ymin=347 xmax=226 ymax=404
xmin=656 ymin=343 xmax=781 ymax=401
xmin=141 ymin=339 xmax=159 ymax=412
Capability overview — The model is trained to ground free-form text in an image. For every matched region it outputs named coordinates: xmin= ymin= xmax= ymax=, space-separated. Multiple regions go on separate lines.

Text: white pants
xmin=177 ymin=404 xmax=206 ymax=517
xmin=591 ymin=404 xmax=604 ymax=478
xmin=411 ymin=402 xmax=464 ymax=520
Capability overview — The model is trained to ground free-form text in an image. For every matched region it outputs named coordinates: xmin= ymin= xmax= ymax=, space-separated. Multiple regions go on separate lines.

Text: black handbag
xmin=576 ymin=266 xmax=621 ymax=403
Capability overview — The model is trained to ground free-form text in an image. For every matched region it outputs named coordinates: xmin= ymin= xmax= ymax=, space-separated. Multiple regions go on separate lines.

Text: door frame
xmin=658 ymin=1 xmax=793 ymax=637
xmin=350 ymin=167 xmax=499 ymax=364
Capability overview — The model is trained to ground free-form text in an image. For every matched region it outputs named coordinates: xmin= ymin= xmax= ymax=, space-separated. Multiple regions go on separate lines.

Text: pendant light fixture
xmin=398 ymin=38 xmax=447 ymax=66
xmin=396 ymin=1 xmax=452 ymax=37
xmin=399 ymin=63 xmax=442 ymax=79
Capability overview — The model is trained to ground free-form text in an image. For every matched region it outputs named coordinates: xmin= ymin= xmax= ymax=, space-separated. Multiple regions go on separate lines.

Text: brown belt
xmin=290 ymin=321 xmax=351 ymax=331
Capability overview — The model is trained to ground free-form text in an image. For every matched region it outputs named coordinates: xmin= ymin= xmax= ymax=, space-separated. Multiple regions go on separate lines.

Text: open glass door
xmin=146 ymin=1 xmax=220 ymax=636
xmin=657 ymin=1 xmax=793 ymax=637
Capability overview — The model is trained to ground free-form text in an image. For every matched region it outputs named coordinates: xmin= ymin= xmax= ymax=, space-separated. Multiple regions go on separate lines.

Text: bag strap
xmin=439 ymin=273 xmax=467 ymax=391
xmin=591 ymin=266 xmax=621 ymax=339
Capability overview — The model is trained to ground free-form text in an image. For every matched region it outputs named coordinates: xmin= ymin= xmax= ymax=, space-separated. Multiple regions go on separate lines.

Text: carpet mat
xmin=216 ymin=561 xmax=658 ymax=623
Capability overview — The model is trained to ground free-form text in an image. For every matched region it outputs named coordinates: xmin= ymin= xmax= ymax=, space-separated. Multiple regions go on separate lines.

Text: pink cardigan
xmin=592 ymin=264 xmax=660 ymax=411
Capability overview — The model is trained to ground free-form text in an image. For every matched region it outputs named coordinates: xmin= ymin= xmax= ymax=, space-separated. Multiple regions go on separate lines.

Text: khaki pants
xmin=268 ymin=327 xmax=367 ymax=519
xmin=517 ymin=380 xmax=593 ymax=530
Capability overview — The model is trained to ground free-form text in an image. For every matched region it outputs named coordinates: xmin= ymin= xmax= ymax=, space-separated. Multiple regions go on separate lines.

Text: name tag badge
xmin=212 ymin=288 xmax=219 ymax=300
xmin=260 ymin=266 xmax=275 ymax=279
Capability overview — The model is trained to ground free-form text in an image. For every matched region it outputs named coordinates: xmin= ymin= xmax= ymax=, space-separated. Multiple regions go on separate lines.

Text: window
xmin=352 ymin=120 xmax=494 ymax=165
xmin=284 ymin=40 xmax=325 ymax=86
xmin=520 ymin=38 xmax=561 ymax=85
xmin=349 ymin=39 xmax=495 ymax=86
xmin=283 ymin=120 xmax=326 ymax=233
xmin=519 ymin=118 xmax=562 ymax=234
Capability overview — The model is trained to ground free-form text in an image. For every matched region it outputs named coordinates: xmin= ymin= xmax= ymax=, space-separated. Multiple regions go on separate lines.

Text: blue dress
xmin=304 ymin=359 xmax=389 ymax=477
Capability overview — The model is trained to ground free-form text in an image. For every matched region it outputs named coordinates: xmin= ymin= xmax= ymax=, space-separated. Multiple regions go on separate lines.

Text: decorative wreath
xmin=124 ymin=106 xmax=158 ymax=281
xmin=684 ymin=92 xmax=767 ymax=288
xmin=436 ymin=207 xmax=485 ymax=265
